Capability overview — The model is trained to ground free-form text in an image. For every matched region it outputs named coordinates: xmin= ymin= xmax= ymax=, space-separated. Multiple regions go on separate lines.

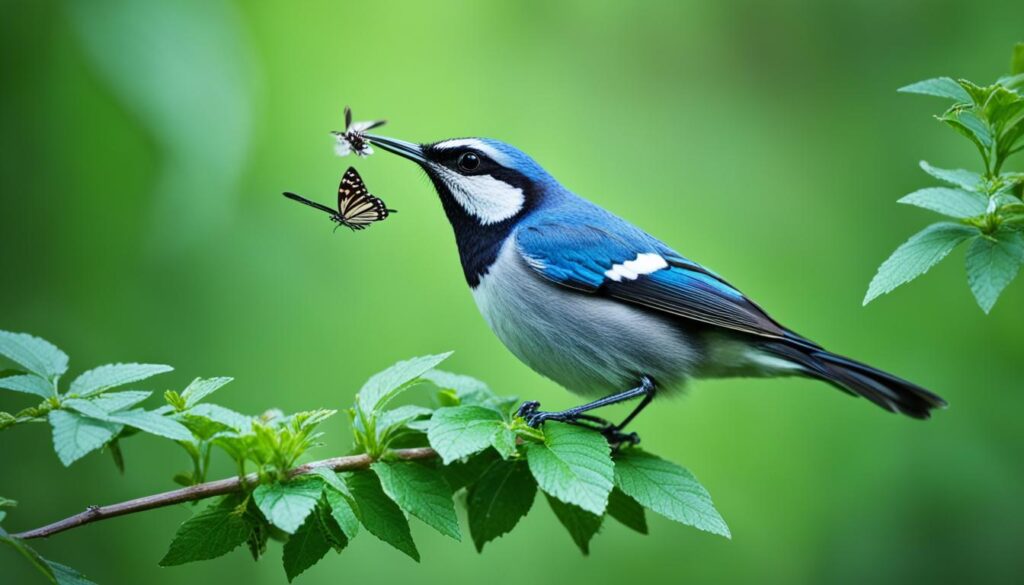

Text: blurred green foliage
xmin=1 ymin=1 xmax=1023 ymax=584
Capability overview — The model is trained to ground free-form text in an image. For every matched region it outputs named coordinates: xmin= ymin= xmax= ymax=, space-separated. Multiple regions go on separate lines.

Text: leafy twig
xmin=13 ymin=447 xmax=436 ymax=540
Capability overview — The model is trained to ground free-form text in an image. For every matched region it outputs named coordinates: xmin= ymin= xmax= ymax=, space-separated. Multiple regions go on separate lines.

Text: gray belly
xmin=470 ymin=241 xmax=704 ymax=397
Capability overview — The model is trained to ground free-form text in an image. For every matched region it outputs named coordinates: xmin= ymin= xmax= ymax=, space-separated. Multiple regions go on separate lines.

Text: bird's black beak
xmin=365 ymin=134 xmax=427 ymax=164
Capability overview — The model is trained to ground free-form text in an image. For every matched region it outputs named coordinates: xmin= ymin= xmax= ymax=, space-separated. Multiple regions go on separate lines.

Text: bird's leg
xmin=516 ymin=377 xmax=655 ymax=447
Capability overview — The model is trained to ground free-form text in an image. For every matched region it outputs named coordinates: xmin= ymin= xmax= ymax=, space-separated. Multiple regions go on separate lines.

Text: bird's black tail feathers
xmin=761 ymin=341 xmax=947 ymax=419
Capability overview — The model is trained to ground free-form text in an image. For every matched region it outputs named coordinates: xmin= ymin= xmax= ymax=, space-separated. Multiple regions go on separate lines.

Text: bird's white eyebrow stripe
xmin=604 ymin=253 xmax=668 ymax=282
xmin=433 ymin=139 xmax=512 ymax=166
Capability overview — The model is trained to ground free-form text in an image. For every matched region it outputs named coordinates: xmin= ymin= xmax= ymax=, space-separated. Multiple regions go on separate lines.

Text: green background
xmin=2 ymin=1 xmax=1022 ymax=583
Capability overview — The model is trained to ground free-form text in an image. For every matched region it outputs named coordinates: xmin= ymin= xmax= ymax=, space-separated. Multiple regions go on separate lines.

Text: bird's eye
xmin=457 ymin=151 xmax=481 ymax=172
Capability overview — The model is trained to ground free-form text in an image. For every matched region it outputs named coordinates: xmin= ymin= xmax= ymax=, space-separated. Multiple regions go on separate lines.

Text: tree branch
xmin=13 ymin=447 xmax=437 ymax=540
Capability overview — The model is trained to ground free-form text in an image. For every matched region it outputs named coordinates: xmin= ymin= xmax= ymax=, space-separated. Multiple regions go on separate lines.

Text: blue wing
xmin=514 ymin=219 xmax=794 ymax=340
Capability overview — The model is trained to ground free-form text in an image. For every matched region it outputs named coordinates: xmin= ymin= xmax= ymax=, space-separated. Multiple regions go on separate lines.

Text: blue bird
xmin=367 ymin=134 xmax=946 ymax=442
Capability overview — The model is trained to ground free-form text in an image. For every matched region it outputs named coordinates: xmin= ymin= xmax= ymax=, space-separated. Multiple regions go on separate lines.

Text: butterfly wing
xmin=283 ymin=191 xmax=339 ymax=216
xmin=336 ymin=167 xmax=393 ymax=229
xmin=349 ymin=119 xmax=387 ymax=133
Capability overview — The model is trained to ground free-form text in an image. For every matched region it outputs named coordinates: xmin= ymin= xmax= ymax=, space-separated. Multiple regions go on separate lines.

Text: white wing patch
xmin=604 ymin=253 xmax=668 ymax=282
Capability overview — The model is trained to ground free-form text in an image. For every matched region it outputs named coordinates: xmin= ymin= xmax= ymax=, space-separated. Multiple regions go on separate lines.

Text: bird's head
xmin=367 ymin=134 xmax=555 ymax=227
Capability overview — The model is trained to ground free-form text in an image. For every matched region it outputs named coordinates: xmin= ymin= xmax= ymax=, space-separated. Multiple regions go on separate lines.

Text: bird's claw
xmin=515 ymin=400 xmax=541 ymax=419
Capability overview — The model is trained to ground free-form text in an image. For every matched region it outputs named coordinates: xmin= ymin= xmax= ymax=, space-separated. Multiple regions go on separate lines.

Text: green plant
xmin=865 ymin=43 xmax=1024 ymax=313
xmin=0 ymin=330 xmax=728 ymax=584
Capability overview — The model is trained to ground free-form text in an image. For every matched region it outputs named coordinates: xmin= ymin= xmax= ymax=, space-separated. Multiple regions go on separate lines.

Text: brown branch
xmin=13 ymin=447 xmax=437 ymax=540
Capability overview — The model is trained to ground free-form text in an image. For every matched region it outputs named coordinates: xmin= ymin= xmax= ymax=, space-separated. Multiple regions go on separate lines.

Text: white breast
xmin=470 ymin=239 xmax=702 ymax=397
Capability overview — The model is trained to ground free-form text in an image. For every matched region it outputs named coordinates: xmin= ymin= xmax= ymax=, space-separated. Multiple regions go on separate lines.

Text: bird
xmin=365 ymin=133 xmax=947 ymax=443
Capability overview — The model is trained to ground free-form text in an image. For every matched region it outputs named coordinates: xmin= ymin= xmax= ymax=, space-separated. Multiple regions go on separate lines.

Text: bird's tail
xmin=761 ymin=340 xmax=947 ymax=419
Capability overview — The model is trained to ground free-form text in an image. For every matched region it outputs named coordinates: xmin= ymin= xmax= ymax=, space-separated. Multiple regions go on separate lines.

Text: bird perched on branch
xmin=367 ymin=133 xmax=946 ymax=443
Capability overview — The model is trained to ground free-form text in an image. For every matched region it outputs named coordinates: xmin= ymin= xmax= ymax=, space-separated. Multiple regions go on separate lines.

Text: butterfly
xmin=283 ymin=166 xmax=396 ymax=231
xmin=331 ymin=106 xmax=386 ymax=157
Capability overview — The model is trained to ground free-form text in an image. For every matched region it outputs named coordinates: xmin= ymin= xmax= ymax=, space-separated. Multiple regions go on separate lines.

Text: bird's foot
xmin=600 ymin=427 xmax=641 ymax=449
xmin=515 ymin=400 xmax=639 ymax=446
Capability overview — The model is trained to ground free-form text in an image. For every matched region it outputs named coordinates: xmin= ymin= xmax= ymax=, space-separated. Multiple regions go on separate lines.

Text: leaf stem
xmin=11 ymin=447 xmax=436 ymax=540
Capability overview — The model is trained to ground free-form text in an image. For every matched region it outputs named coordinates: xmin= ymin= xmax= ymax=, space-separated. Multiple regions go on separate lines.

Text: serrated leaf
xmin=965 ymin=229 xmax=1024 ymax=313
xmin=606 ymin=487 xmax=648 ymax=534
xmin=0 ymin=374 xmax=55 ymax=398
xmin=544 ymin=493 xmax=602 ymax=554
xmin=490 ymin=426 xmax=518 ymax=459
xmin=69 ymin=363 xmax=173 ymax=397
xmin=614 ymin=449 xmax=729 ymax=538
xmin=427 ymin=405 xmax=504 ymax=464
xmin=525 ymin=423 xmax=613 ymax=515
xmin=48 ymin=410 xmax=122 ymax=466
xmin=181 ymin=376 xmax=233 ymax=407
xmin=864 ymin=222 xmax=978 ymax=304
xmin=314 ymin=501 xmax=348 ymax=551
xmin=1 ymin=527 xmax=56 ymax=582
xmin=253 ymin=479 xmax=323 ymax=534
xmin=159 ymin=494 xmax=251 ymax=566
xmin=439 ymin=450 xmax=501 ymax=492
xmin=87 ymin=390 xmax=152 ymax=412
xmin=898 ymin=187 xmax=988 ymax=218
xmin=919 ymin=161 xmax=983 ymax=191
xmin=186 ymin=403 xmax=252 ymax=432
xmin=344 ymin=470 xmax=419 ymax=561
xmin=898 ymin=77 xmax=971 ymax=101
xmin=48 ymin=561 xmax=97 ymax=585
xmin=357 ymin=353 xmax=452 ymax=415
xmin=322 ymin=483 xmax=360 ymax=539
xmin=467 ymin=459 xmax=536 ymax=551
xmin=282 ymin=511 xmax=331 ymax=582
xmin=376 ymin=405 xmax=433 ymax=440
xmin=372 ymin=460 xmax=460 ymax=540
xmin=421 ymin=369 xmax=489 ymax=395
xmin=104 ymin=409 xmax=192 ymax=441
xmin=0 ymin=331 xmax=68 ymax=380
xmin=940 ymin=108 xmax=994 ymax=153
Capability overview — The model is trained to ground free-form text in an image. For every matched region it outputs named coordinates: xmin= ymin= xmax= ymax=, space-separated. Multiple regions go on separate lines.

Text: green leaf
xmin=376 ymin=405 xmax=433 ymax=440
xmin=244 ymin=499 xmax=271 ymax=560
xmin=544 ymin=493 xmax=602 ymax=555
xmin=1012 ymin=42 xmax=1024 ymax=76
xmin=490 ymin=425 xmax=518 ymax=459
xmin=48 ymin=561 xmax=98 ymax=585
xmin=159 ymin=494 xmax=252 ymax=566
xmin=103 ymin=409 xmax=193 ymax=441
xmin=253 ymin=479 xmax=323 ymax=534
xmin=372 ymin=460 xmax=460 ymax=540
xmin=525 ymin=423 xmax=614 ymax=515
xmin=438 ymin=450 xmax=501 ymax=492
xmin=314 ymin=501 xmax=349 ymax=551
xmin=48 ymin=410 xmax=121 ymax=466
xmin=864 ymin=222 xmax=978 ymax=304
xmin=1 ymin=527 xmax=56 ymax=582
xmin=69 ymin=363 xmax=173 ymax=397
xmin=421 ymin=369 xmax=490 ymax=396
xmin=181 ymin=376 xmax=233 ymax=407
xmin=87 ymin=390 xmax=152 ymax=412
xmin=614 ymin=449 xmax=729 ymax=538
xmin=0 ymin=374 xmax=54 ymax=398
xmin=467 ymin=459 xmax=536 ymax=551
xmin=427 ymin=405 xmax=505 ymax=464
xmin=919 ymin=161 xmax=983 ymax=191
xmin=898 ymin=77 xmax=971 ymax=102
xmin=344 ymin=470 xmax=419 ymax=561
xmin=282 ymin=511 xmax=332 ymax=582
xmin=0 ymin=331 xmax=68 ymax=380
xmin=606 ymin=487 xmax=648 ymax=534
xmin=965 ymin=229 xmax=1024 ymax=313
xmin=187 ymin=403 xmax=252 ymax=432
xmin=357 ymin=353 xmax=452 ymax=415
xmin=898 ymin=187 xmax=988 ymax=218
xmin=322 ymin=484 xmax=360 ymax=540
xmin=939 ymin=108 xmax=994 ymax=153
